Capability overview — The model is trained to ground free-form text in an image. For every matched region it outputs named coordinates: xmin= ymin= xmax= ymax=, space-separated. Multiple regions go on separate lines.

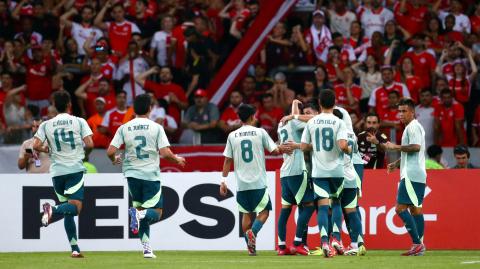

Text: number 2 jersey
xmin=301 ymin=112 xmax=348 ymax=178
xmin=223 ymin=125 xmax=277 ymax=191
xmin=35 ymin=113 xmax=93 ymax=177
xmin=277 ymin=119 xmax=306 ymax=178
xmin=110 ymin=117 xmax=170 ymax=182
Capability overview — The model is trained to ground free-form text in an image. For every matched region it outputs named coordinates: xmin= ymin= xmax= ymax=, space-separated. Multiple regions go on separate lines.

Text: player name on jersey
xmin=127 ymin=124 xmax=150 ymax=131
xmin=234 ymin=130 xmax=257 ymax=137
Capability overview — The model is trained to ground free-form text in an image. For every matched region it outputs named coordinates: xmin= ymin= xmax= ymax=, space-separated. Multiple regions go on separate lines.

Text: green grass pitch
xmin=1 ymin=251 xmax=480 ymax=269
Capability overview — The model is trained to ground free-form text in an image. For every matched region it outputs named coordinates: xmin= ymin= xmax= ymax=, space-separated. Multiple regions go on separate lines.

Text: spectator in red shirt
xmin=425 ymin=17 xmax=446 ymax=55
xmin=239 ymin=75 xmax=259 ymax=106
xmin=218 ymin=90 xmax=243 ymax=135
xmin=394 ymin=57 xmax=422 ymax=103
xmin=135 ymin=66 xmax=188 ymax=126
xmin=439 ymin=14 xmax=465 ymax=44
xmin=80 ymin=58 xmax=104 ymax=94
xmin=0 ymin=72 xmax=26 ymax=127
xmin=323 ymin=46 xmax=344 ymax=84
xmin=219 ymin=0 xmax=251 ymax=39
xmin=347 ymin=20 xmax=369 ymax=59
xmin=94 ymin=1 xmax=141 ymax=57
xmin=98 ymin=90 xmax=128 ymax=139
xmin=334 ymin=66 xmax=362 ymax=112
xmin=257 ymin=93 xmax=283 ymax=140
xmin=24 ymin=44 xmax=56 ymax=113
xmin=75 ymin=77 xmax=116 ymax=118
xmin=368 ymin=65 xmax=410 ymax=117
xmin=434 ymin=89 xmax=466 ymax=147
xmin=379 ymin=90 xmax=403 ymax=144
xmin=471 ymin=4 xmax=480 ymax=35
xmin=394 ymin=0 xmax=428 ymax=36
xmin=436 ymin=43 xmax=478 ymax=105
xmin=402 ymin=33 xmax=437 ymax=90
xmin=362 ymin=31 xmax=388 ymax=65
xmin=304 ymin=10 xmax=332 ymax=64
xmin=321 ymin=32 xmax=356 ymax=66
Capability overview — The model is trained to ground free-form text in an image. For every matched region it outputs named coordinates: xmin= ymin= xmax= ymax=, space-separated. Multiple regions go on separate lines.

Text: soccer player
xmin=331 ymin=109 xmax=366 ymax=256
xmin=220 ymin=104 xmax=292 ymax=256
xmin=107 ymin=94 xmax=186 ymax=258
xmin=381 ymin=98 xmax=427 ymax=256
xmin=34 ymin=91 xmax=94 ymax=258
xmin=300 ymin=90 xmax=351 ymax=258
xmin=276 ymin=100 xmax=315 ymax=256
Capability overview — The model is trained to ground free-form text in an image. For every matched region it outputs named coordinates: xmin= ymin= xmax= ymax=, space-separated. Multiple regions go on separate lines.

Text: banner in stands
xmin=0 ymin=172 xmax=276 ymax=252
xmin=162 ymin=145 xmax=283 ymax=172
xmin=276 ymin=169 xmax=480 ymax=250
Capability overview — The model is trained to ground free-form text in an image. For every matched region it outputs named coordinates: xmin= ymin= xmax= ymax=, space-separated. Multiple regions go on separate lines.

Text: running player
xmin=380 ymin=98 xmax=427 ymax=256
xmin=107 ymin=94 xmax=186 ymax=258
xmin=276 ymin=100 xmax=315 ymax=256
xmin=220 ymin=104 xmax=292 ymax=256
xmin=34 ymin=91 xmax=94 ymax=258
xmin=300 ymin=90 xmax=351 ymax=258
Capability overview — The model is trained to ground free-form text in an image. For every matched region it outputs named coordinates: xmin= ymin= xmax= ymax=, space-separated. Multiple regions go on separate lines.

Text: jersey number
xmin=134 ymin=136 xmax=149 ymax=160
xmin=280 ymin=129 xmax=288 ymax=143
xmin=240 ymin=140 xmax=253 ymax=163
xmin=53 ymin=128 xmax=75 ymax=151
xmin=314 ymin=127 xmax=334 ymax=152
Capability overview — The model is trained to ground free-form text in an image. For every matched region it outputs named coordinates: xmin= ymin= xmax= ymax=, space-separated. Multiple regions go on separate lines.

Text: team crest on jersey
xmin=420 ymin=57 xmax=426 ymax=64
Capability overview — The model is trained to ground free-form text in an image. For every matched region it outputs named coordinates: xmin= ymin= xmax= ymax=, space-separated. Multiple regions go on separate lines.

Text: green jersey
xmin=223 ymin=125 xmax=277 ymax=191
xmin=110 ymin=117 xmax=170 ymax=181
xmin=400 ymin=119 xmax=426 ymax=183
xmin=35 ymin=113 xmax=93 ymax=177
xmin=344 ymin=131 xmax=360 ymax=189
xmin=301 ymin=113 xmax=348 ymax=178
xmin=335 ymin=106 xmax=363 ymax=165
xmin=277 ymin=119 xmax=306 ymax=178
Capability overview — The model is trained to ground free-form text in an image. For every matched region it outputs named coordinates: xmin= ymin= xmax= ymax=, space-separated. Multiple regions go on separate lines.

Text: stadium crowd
xmin=1 ymin=0 xmax=480 ymax=160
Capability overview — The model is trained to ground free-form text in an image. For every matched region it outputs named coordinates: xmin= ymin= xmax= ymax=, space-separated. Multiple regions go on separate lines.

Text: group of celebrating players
xmin=35 ymin=88 xmax=427 ymax=259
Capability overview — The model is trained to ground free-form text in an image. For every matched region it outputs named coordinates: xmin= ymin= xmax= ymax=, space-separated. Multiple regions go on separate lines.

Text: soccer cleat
xmin=71 ymin=251 xmax=84 ymax=258
xmin=401 ymin=244 xmax=424 ymax=256
xmin=277 ymin=247 xmax=292 ymax=256
xmin=293 ymin=244 xmax=309 ymax=256
xmin=129 ymin=207 xmax=140 ymax=235
xmin=345 ymin=244 xmax=367 ymax=256
xmin=142 ymin=242 xmax=156 ymax=258
xmin=308 ymin=247 xmax=323 ymax=256
xmin=321 ymin=242 xmax=334 ymax=258
xmin=331 ymin=238 xmax=345 ymax=255
xmin=41 ymin=203 xmax=53 ymax=227
xmin=245 ymin=229 xmax=256 ymax=256
xmin=416 ymin=244 xmax=426 ymax=256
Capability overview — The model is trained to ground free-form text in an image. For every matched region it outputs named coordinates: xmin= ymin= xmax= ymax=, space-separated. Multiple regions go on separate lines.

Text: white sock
xmin=350 ymin=242 xmax=358 ymax=249
xmin=138 ymin=209 xmax=147 ymax=220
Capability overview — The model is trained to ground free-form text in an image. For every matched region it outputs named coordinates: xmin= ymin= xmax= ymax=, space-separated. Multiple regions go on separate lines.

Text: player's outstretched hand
xmin=219 ymin=182 xmax=228 ymax=197
xmin=387 ymin=162 xmax=396 ymax=174
xmin=279 ymin=115 xmax=293 ymax=125
xmin=112 ymin=154 xmax=122 ymax=165
xmin=176 ymin=155 xmax=186 ymax=167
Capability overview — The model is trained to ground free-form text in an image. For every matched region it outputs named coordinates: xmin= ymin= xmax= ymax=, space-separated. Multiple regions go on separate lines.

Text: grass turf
xmin=1 ymin=251 xmax=480 ymax=269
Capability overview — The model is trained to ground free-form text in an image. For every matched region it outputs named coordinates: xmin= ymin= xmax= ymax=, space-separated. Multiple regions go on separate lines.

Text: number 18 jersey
xmin=301 ymin=113 xmax=348 ymax=178
xmin=110 ymin=117 xmax=170 ymax=182
xmin=223 ymin=125 xmax=277 ymax=191
xmin=35 ymin=113 xmax=93 ymax=177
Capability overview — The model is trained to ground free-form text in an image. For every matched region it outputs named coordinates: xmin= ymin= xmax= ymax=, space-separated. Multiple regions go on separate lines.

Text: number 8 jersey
xmin=35 ymin=113 xmax=93 ymax=177
xmin=223 ymin=125 xmax=278 ymax=191
xmin=110 ymin=117 xmax=170 ymax=181
xmin=301 ymin=112 xmax=348 ymax=178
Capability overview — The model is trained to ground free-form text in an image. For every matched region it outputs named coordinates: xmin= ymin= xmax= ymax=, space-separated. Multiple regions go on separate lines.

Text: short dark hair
xmin=420 ymin=88 xmax=432 ymax=95
xmin=303 ymin=100 xmax=319 ymax=112
xmin=398 ymin=98 xmax=415 ymax=110
xmin=427 ymin=144 xmax=443 ymax=158
xmin=365 ymin=112 xmax=379 ymax=121
xmin=328 ymin=45 xmax=341 ymax=53
xmin=388 ymin=90 xmax=400 ymax=98
xmin=261 ymin=93 xmax=273 ymax=101
xmin=333 ymin=108 xmax=343 ymax=119
xmin=116 ymin=90 xmax=127 ymax=97
xmin=112 ymin=3 xmax=124 ymax=10
xmin=454 ymin=144 xmax=470 ymax=158
xmin=133 ymin=94 xmax=152 ymax=115
xmin=332 ymin=32 xmax=343 ymax=40
xmin=53 ymin=91 xmax=71 ymax=113
xmin=80 ymin=4 xmax=94 ymax=13
xmin=98 ymin=77 xmax=110 ymax=84
xmin=237 ymin=104 xmax=256 ymax=123
xmin=319 ymin=89 xmax=336 ymax=109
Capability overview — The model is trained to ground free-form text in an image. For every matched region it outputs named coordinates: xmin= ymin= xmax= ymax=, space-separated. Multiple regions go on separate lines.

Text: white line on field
xmin=461 ymin=261 xmax=480 ymax=264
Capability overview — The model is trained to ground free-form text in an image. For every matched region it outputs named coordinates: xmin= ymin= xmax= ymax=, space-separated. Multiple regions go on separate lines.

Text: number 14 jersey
xmin=110 ymin=117 xmax=170 ymax=181
xmin=301 ymin=113 xmax=348 ymax=178
xmin=35 ymin=113 xmax=93 ymax=177
xmin=223 ymin=125 xmax=277 ymax=191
